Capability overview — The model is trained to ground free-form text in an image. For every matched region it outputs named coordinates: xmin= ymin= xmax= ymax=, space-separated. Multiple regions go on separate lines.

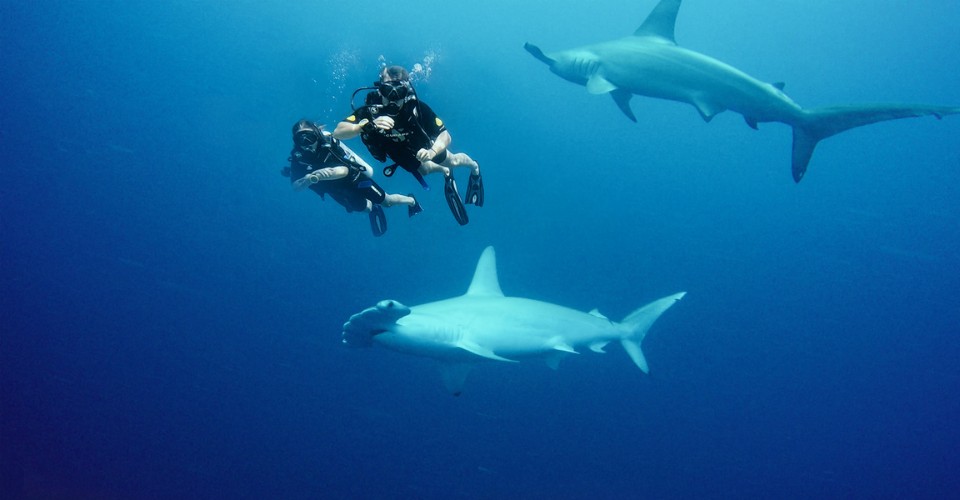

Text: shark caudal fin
xmin=792 ymin=104 xmax=960 ymax=182
xmin=619 ymin=292 xmax=686 ymax=373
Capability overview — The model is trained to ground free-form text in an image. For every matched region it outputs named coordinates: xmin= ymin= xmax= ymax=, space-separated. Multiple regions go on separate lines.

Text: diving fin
xmin=465 ymin=171 xmax=484 ymax=207
xmin=369 ymin=204 xmax=387 ymax=236
xmin=408 ymin=194 xmax=423 ymax=217
xmin=412 ymin=170 xmax=430 ymax=190
xmin=444 ymin=175 xmax=469 ymax=226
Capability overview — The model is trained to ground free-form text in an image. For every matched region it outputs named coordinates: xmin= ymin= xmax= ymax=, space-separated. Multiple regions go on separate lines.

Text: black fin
xmin=369 ymin=205 xmax=387 ymax=236
xmin=465 ymin=172 xmax=484 ymax=207
xmin=408 ymin=194 xmax=423 ymax=217
xmin=444 ymin=175 xmax=469 ymax=226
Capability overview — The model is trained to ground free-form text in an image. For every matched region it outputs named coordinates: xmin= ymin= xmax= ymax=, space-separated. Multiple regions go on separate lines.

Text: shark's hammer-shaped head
xmin=524 ymin=42 xmax=597 ymax=87
xmin=342 ymin=299 xmax=410 ymax=348
xmin=341 ymin=248 xmax=508 ymax=369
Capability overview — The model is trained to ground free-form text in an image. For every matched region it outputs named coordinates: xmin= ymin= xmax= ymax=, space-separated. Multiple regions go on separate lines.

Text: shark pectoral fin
xmin=611 ymin=89 xmax=637 ymax=122
xmin=457 ymin=339 xmax=516 ymax=362
xmin=439 ymin=363 xmax=474 ymax=396
xmin=744 ymin=116 xmax=759 ymax=130
xmin=691 ymin=96 xmax=725 ymax=122
xmin=586 ymin=74 xmax=617 ymax=95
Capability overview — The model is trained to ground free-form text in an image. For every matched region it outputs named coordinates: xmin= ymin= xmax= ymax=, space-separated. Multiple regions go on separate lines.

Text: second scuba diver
xmin=333 ymin=65 xmax=483 ymax=226
xmin=283 ymin=119 xmax=422 ymax=237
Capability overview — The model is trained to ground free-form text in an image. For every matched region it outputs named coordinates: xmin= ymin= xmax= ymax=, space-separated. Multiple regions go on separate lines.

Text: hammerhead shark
xmin=342 ymin=247 xmax=685 ymax=395
xmin=524 ymin=0 xmax=960 ymax=182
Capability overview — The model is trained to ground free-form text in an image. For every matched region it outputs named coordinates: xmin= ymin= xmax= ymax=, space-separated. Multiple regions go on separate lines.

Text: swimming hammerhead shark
xmin=524 ymin=0 xmax=960 ymax=182
xmin=342 ymin=246 xmax=685 ymax=395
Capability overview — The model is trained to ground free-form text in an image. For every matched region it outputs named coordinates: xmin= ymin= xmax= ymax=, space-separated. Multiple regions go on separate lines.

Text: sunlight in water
xmin=377 ymin=47 xmax=442 ymax=84
xmin=322 ymin=48 xmax=362 ymax=116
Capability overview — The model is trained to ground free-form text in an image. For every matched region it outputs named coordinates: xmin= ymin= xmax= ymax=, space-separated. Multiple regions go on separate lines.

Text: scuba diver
xmin=333 ymin=65 xmax=483 ymax=226
xmin=283 ymin=119 xmax=422 ymax=237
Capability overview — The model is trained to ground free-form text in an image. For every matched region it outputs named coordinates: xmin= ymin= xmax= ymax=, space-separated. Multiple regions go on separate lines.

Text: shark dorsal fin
xmin=466 ymin=246 xmax=504 ymax=297
xmin=633 ymin=0 xmax=682 ymax=44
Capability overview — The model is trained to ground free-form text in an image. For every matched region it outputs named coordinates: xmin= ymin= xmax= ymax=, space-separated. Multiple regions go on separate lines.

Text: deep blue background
xmin=3 ymin=1 xmax=959 ymax=498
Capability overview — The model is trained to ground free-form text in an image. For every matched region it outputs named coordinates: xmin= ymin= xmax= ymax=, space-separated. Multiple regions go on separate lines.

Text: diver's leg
xmin=417 ymin=160 xmax=450 ymax=177
xmin=442 ymin=152 xmax=483 ymax=206
xmin=383 ymin=194 xmax=423 ymax=217
xmin=382 ymin=193 xmax=412 ymax=207
xmin=441 ymin=152 xmax=480 ymax=175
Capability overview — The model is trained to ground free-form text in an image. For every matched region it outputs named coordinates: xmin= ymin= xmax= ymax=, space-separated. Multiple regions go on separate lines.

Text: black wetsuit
xmin=288 ymin=134 xmax=386 ymax=212
xmin=342 ymin=93 xmax=447 ymax=174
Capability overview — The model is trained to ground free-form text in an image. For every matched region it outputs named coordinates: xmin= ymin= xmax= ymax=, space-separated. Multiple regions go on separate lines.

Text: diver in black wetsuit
xmin=283 ymin=119 xmax=421 ymax=237
xmin=333 ymin=65 xmax=483 ymax=226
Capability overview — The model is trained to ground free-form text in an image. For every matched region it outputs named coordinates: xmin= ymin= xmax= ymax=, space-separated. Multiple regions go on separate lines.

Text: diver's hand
xmin=416 ymin=148 xmax=437 ymax=162
xmin=292 ymin=173 xmax=320 ymax=191
xmin=373 ymin=116 xmax=395 ymax=131
xmin=357 ymin=118 xmax=371 ymax=133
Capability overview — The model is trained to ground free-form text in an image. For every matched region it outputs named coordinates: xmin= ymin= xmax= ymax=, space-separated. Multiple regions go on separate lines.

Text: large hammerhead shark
xmin=525 ymin=0 xmax=959 ymax=182
xmin=342 ymin=247 xmax=685 ymax=395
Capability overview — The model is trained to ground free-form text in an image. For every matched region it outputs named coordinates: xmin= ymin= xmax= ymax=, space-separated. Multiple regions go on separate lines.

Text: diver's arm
xmin=432 ymin=130 xmax=451 ymax=154
xmin=310 ymin=166 xmax=349 ymax=180
xmin=416 ymin=130 xmax=452 ymax=162
xmin=333 ymin=119 xmax=370 ymax=140
xmin=292 ymin=167 xmax=349 ymax=191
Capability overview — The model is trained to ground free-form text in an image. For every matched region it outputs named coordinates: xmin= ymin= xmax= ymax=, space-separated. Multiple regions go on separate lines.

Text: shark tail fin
xmin=792 ymin=104 xmax=960 ymax=183
xmin=618 ymin=292 xmax=686 ymax=373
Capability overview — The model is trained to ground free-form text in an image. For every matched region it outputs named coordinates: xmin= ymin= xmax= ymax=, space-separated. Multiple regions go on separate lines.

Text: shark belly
xmin=376 ymin=296 xmax=619 ymax=362
xmin=465 ymin=297 xmax=619 ymax=359
xmin=596 ymin=40 xmax=803 ymax=123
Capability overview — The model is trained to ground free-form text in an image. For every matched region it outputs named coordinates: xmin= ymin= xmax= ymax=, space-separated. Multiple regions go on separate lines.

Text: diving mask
xmin=378 ymin=80 xmax=411 ymax=103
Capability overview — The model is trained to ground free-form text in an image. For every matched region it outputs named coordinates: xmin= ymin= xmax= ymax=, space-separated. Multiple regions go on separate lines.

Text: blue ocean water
xmin=2 ymin=0 xmax=959 ymax=497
